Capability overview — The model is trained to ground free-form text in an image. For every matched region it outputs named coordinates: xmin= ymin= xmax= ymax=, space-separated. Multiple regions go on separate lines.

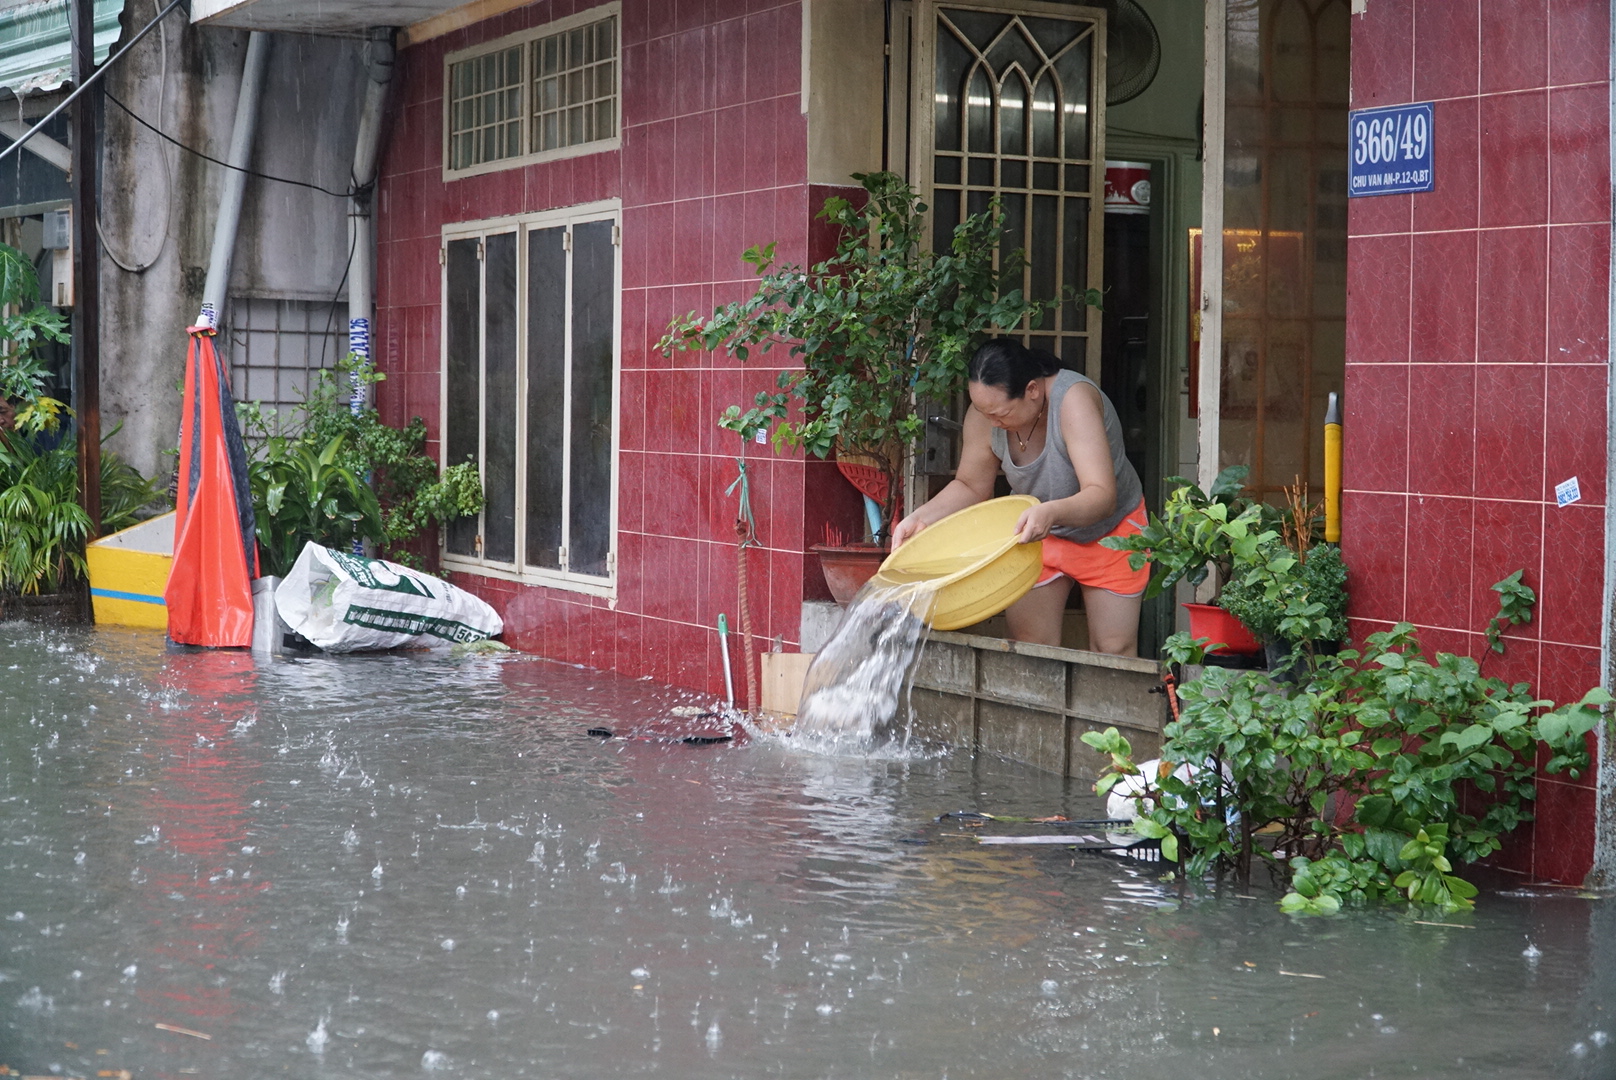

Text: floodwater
xmin=1 ymin=625 xmax=1613 ymax=1080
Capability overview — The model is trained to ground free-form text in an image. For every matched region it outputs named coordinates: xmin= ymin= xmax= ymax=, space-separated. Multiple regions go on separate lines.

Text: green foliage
xmin=1083 ymin=575 xmax=1611 ymax=916
xmin=1484 ymin=570 xmax=1534 ymax=654
xmin=237 ymin=355 xmax=484 ymax=570
xmin=0 ymin=433 xmax=88 ymax=593
xmin=1104 ymin=469 xmax=1348 ymax=649
xmin=98 ymin=432 xmax=165 ymax=536
xmin=1390 ymin=824 xmax=1478 ymax=911
xmin=1219 ymin=542 xmax=1348 ymax=648
xmin=661 ymin=171 xmax=1086 ymax=537
xmin=247 ymin=433 xmax=385 ymax=578
xmin=1101 ymin=465 xmax=1276 ymax=599
xmin=0 ymin=243 xmax=70 ymax=435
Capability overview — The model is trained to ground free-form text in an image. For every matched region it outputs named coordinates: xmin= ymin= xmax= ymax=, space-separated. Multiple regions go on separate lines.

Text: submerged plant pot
xmin=1181 ymin=602 xmax=1262 ymax=655
xmin=813 ymin=543 xmax=888 ymax=606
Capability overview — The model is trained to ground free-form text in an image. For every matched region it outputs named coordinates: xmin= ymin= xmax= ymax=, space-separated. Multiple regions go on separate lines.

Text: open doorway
xmin=902 ymin=0 xmax=1348 ymax=655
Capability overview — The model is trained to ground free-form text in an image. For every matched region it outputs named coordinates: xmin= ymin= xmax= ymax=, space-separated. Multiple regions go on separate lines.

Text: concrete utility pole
xmin=70 ymin=0 xmax=101 ymax=536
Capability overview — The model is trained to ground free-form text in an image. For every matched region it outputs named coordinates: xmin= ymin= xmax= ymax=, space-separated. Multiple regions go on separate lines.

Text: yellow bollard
xmin=1324 ymin=392 xmax=1342 ymax=543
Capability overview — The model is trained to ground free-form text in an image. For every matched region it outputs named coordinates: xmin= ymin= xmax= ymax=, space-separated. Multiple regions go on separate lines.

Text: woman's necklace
xmin=1014 ymin=398 xmax=1047 ymax=453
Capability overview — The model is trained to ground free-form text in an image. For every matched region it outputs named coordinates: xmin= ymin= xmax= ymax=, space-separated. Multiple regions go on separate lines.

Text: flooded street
xmin=1 ymin=625 xmax=1612 ymax=1079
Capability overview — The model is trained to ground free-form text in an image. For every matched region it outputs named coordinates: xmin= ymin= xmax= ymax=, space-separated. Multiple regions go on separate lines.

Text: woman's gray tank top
xmin=988 ymin=369 xmax=1143 ymax=544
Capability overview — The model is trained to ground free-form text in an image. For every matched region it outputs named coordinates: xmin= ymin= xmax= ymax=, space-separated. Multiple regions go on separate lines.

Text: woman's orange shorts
xmin=1034 ymin=498 xmax=1150 ymax=597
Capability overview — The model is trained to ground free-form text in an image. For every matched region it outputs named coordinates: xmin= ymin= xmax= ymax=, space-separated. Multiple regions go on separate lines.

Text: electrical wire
xmin=103 ymin=90 xmax=368 ymax=199
xmin=97 ymin=0 xmax=170 ymax=273
xmin=317 ymin=226 xmax=358 ymax=372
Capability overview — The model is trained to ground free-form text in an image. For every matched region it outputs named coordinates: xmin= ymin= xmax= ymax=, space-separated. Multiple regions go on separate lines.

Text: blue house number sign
xmin=1348 ymin=102 xmax=1433 ymax=197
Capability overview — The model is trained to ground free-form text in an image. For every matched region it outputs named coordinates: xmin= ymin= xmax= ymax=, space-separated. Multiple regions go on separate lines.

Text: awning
xmin=0 ymin=0 xmax=124 ymax=97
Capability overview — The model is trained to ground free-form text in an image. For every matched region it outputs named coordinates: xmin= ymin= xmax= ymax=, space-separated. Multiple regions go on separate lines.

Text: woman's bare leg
xmin=1003 ymin=576 xmax=1073 ymax=646
xmin=1080 ymin=585 xmax=1141 ymax=657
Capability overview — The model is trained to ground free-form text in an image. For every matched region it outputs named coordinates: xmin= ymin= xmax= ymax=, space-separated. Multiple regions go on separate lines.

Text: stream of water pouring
xmin=788 ymin=580 xmax=942 ymax=754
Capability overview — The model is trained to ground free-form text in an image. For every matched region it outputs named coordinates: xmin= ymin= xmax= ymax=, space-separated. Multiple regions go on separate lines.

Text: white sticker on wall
xmin=1555 ymin=476 xmax=1582 ymax=507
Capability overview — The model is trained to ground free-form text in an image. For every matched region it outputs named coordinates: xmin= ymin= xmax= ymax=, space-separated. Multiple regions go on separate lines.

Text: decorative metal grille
xmin=532 ymin=16 xmax=618 ymax=153
xmin=446 ymin=13 xmax=618 ymax=174
xmin=448 ymin=46 xmax=524 ymax=171
xmin=928 ymin=4 xmax=1104 ymax=374
xmin=227 ymin=298 xmax=349 ymax=428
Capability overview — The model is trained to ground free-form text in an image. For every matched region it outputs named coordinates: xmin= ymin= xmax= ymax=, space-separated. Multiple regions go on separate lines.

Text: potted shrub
xmin=1102 ymin=465 xmax=1275 ymax=655
xmin=660 ymin=171 xmax=1070 ymax=596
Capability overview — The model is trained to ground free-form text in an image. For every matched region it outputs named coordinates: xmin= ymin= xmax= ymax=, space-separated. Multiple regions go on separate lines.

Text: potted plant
xmin=1102 ymin=465 xmax=1277 ymax=655
xmin=1203 ymin=480 xmax=1347 ymax=672
xmin=660 ymin=171 xmax=1069 ymax=597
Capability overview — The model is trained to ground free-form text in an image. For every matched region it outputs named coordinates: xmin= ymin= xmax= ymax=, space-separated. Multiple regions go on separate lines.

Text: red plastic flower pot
xmin=1181 ymin=602 xmax=1263 ymax=655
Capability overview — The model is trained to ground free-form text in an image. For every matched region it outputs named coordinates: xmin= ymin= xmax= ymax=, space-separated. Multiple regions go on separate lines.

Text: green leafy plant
xmin=247 ymin=432 xmax=385 ymax=578
xmin=660 ymin=171 xmax=1088 ymax=541
xmin=0 ymin=433 xmax=89 ymax=593
xmin=1083 ymin=573 xmax=1610 ymax=915
xmin=0 ymin=243 xmax=70 ymax=435
xmin=1485 ymin=569 xmax=1534 ymax=654
xmin=1218 ymin=542 xmax=1348 ymax=649
xmin=1101 ymin=465 xmax=1276 ymax=600
xmin=238 ymin=355 xmax=483 ymax=570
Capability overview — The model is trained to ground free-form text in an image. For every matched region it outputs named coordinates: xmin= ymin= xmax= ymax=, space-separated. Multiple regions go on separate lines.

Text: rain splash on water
xmin=2 ymin=623 xmax=1615 ymax=1080
xmin=789 ymin=581 xmax=938 ymax=755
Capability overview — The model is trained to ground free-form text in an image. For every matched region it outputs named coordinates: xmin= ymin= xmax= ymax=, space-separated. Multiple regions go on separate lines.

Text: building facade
xmin=360 ymin=0 xmax=1615 ymax=884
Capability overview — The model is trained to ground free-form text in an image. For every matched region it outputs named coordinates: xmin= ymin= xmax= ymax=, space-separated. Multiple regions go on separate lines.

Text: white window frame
xmin=441 ymin=1 xmax=622 ymax=182
xmin=439 ymin=199 xmax=623 ymax=600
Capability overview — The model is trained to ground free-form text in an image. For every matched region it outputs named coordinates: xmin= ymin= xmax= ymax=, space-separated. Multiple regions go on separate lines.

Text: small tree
xmin=661 ymin=171 xmax=1080 ymax=542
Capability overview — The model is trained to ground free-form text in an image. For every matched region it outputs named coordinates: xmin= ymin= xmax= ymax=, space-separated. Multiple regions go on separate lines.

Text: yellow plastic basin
xmin=871 ymin=495 xmax=1042 ymax=630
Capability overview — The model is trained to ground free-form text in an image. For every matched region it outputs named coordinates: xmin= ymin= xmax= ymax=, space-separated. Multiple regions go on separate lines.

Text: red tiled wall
xmin=1343 ymin=0 xmax=1609 ymax=883
xmin=376 ymin=0 xmax=863 ymax=699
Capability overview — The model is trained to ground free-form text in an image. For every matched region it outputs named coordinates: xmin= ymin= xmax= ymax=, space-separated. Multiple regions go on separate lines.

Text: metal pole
xmin=70 ymin=0 xmax=101 ymax=537
xmin=347 ymin=26 xmax=396 ymax=410
xmin=1197 ymin=0 xmax=1226 ymax=502
xmin=197 ymin=31 xmax=270 ymax=328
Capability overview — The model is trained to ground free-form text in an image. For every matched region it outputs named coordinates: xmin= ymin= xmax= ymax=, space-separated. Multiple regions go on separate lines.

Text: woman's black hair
xmin=967 ymin=337 xmax=1062 ymax=399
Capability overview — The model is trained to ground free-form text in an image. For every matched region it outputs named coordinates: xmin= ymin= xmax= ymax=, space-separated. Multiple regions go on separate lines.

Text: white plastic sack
xmin=275 ymin=542 xmax=503 ymax=652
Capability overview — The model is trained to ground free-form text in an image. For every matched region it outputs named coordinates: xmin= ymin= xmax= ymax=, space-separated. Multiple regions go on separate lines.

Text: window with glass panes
xmin=444 ymin=6 xmax=619 ymax=177
xmin=441 ymin=204 xmax=621 ymax=594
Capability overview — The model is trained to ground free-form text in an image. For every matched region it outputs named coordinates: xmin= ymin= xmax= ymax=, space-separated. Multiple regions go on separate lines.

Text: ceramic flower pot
xmin=813 ymin=543 xmax=888 ymax=606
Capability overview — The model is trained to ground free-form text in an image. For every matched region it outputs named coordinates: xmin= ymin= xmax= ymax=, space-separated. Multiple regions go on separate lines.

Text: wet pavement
xmin=0 ymin=624 xmax=1612 ymax=1078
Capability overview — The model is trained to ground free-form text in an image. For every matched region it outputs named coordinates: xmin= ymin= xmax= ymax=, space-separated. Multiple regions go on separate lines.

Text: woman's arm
xmin=1012 ymin=383 xmax=1118 ymax=543
xmin=889 ymin=406 xmax=1001 ymax=547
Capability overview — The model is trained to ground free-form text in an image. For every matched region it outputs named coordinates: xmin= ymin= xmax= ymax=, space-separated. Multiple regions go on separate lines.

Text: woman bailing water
xmin=889 ymin=338 xmax=1147 ymax=655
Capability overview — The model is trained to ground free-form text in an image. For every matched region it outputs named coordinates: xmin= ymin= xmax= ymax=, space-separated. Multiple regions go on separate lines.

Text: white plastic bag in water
xmin=274 ymin=542 xmax=503 ymax=652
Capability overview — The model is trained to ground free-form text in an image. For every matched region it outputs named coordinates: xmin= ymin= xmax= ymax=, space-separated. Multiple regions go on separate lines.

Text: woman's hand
xmin=890 ymin=515 xmax=929 ymax=548
xmin=1013 ymin=502 xmax=1063 ymax=544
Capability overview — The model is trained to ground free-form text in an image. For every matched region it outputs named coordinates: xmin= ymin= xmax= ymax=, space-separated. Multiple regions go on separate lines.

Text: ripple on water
xmin=0 ymin=626 xmax=1611 ymax=1080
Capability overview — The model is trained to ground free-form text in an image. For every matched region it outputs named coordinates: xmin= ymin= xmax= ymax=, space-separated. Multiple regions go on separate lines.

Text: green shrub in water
xmin=1083 ymin=574 xmax=1609 ymax=915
